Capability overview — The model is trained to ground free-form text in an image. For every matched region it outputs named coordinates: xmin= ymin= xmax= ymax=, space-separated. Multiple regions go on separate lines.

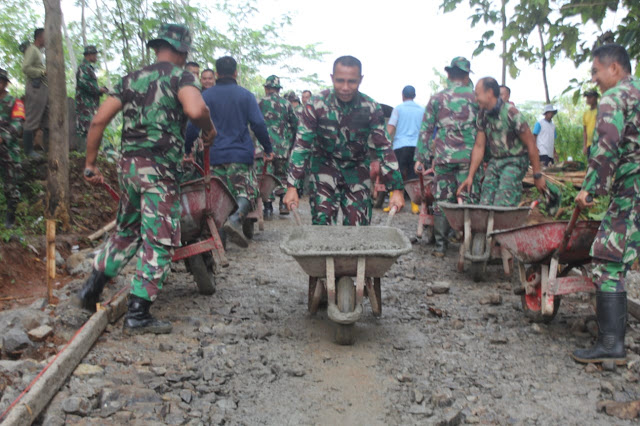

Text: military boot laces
xmin=123 ymin=295 xmax=172 ymax=335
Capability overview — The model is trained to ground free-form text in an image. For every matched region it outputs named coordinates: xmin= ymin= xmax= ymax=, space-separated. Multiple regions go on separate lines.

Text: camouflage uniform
xmin=287 ymin=89 xmax=404 ymax=226
xmin=415 ymin=79 xmax=480 ymax=212
xmin=94 ymin=59 xmax=199 ymax=302
xmin=582 ymin=76 xmax=640 ymax=293
xmin=476 ymin=98 xmax=531 ymax=206
xmin=258 ymin=76 xmax=298 ymax=199
xmin=75 ymin=47 xmax=103 ymax=145
xmin=0 ymin=83 xmax=25 ymax=209
xmin=212 ymin=163 xmax=258 ymax=204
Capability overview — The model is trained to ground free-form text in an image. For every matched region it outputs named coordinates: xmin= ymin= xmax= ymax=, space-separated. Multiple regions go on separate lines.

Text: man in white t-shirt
xmin=533 ymin=104 xmax=557 ymax=167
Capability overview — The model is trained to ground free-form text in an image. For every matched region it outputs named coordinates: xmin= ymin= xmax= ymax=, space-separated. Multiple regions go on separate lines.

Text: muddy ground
xmin=3 ymin=202 xmax=640 ymax=425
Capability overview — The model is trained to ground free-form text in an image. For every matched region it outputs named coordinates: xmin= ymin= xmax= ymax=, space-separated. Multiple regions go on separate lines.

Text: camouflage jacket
xmin=111 ymin=61 xmax=199 ymax=176
xmin=258 ymin=93 xmax=298 ymax=158
xmin=0 ymin=92 xmax=25 ymax=145
xmin=415 ymin=80 xmax=478 ymax=166
xmin=293 ymin=103 xmax=304 ymax=120
xmin=476 ymin=98 xmax=530 ymax=159
xmin=75 ymin=59 xmax=102 ymax=134
xmin=287 ymin=89 xmax=404 ymax=190
xmin=583 ymin=76 xmax=640 ymax=196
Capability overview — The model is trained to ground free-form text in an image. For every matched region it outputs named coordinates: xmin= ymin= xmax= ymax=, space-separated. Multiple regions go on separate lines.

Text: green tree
xmin=0 ymin=0 xmax=42 ymax=87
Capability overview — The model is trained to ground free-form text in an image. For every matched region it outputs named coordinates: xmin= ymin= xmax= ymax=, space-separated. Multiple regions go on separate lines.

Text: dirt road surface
xmin=4 ymin=202 xmax=640 ymax=425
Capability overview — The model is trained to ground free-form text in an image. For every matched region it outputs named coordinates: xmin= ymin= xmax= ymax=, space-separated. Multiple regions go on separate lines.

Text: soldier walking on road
xmin=414 ymin=57 xmax=481 ymax=257
xmin=572 ymin=44 xmax=640 ymax=366
xmin=283 ymin=55 xmax=405 ymax=225
xmin=75 ymin=45 xmax=108 ymax=152
xmin=0 ymin=68 xmax=26 ymax=228
xmin=76 ymin=24 xmax=217 ymax=335
xmin=258 ymin=75 xmax=298 ymax=216
xmin=458 ymin=77 xmax=547 ymax=206
xmin=21 ymin=27 xmax=48 ymax=158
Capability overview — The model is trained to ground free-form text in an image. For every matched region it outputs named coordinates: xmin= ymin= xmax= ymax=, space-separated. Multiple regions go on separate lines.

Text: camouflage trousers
xmin=309 ymin=163 xmax=372 ymax=226
xmin=0 ymin=139 xmax=22 ymax=205
xmin=480 ymin=155 xmax=528 ymax=207
xmin=94 ymin=157 xmax=181 ymax=302
xmin=590 ymin=178 xmax=640 ymax=293
xmin=433 ymin=163 xmax=480 ymax=215
xmin=254 ymin=156 xmax=287 ymax=200
xmin=212 ymin=163 xmax=258 ymax=209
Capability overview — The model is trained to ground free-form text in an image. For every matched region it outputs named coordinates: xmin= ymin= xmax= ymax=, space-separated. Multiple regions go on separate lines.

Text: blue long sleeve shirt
xmin=185 ymin=77 xmax=272 ymax=165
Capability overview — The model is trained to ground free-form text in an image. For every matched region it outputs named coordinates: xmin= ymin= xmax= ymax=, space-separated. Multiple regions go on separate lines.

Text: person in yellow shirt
xmin=582 ymin=90 xmax=599 ymax=157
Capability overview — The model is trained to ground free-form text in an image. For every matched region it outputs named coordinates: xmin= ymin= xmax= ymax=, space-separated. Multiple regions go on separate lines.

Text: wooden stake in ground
xmin=46 ymin=220 xmax=56 ymax=303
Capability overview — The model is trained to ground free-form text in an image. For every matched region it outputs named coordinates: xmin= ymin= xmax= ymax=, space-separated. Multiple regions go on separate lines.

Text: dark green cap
xmin=445 ymin=56 xmax=472 ymax=74
xmin=0 ymin=68 xmax=9 ymax=82
xmin=147 ymin=23 xmax=192 ymax=54
xmin=264 ymin=75 xmax=282 ymax=89
xmin=83 ymin=45 xmax=99 ymax=55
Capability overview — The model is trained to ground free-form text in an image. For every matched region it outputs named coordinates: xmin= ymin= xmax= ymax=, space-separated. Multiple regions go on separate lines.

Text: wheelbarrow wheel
xmin=187 ymin=253 xmax=216 ymax=295
xmin=470 ymin=233 xmax=485 ymax=282
xmin=242 ymin=219 xmax=255 ymax=240
xmin=521 ymin=284 xmax=561 ymax=323
xmin=335 ymin=277 xmax=356 ymax=346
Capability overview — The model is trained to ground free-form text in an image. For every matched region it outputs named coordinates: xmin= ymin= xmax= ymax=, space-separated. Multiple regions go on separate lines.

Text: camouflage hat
xmin=147 ymin=23 xmax=192 ymax=54
xmin=0 ymin=68 xmax=9 ymax=82
xmin=285 ymin=90 xmax=299 ymax=103
xmin=264 ymin=75 xmax=282 ymax=89
xmin=83 ymin=45 xmax=99 ymax=55
xmin=445 ymin=56 xmax=472 ymax=74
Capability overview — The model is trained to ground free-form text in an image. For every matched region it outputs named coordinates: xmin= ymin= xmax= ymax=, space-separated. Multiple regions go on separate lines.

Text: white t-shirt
xmin=533 ymin=119 xmax=556 ymax=157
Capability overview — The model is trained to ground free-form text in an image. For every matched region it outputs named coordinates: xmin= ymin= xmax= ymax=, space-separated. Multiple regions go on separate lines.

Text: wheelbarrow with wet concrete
xmin=280 ymin=207 xmax=412 ymax=345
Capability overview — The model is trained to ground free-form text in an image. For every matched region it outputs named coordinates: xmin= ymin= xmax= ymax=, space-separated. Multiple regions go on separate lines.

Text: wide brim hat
xmin=147 ymin=23 xmax=192 ymax=54
xmin=543 ymin=104 xmax=558 ymax=114
xmin=264 ymin=75 xmax=282 ymax=89
xmin=445 ymin=56 xmax=472 ymax=73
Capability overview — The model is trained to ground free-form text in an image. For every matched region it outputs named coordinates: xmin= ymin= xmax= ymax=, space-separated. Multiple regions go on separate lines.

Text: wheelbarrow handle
xmin=385 ymin=205 xmax=398 ymax=227
xmin=289 ymin=203 xmax=303 ymax=226
xmin=559 ymin=195 xmax=593 ymax=254
xmin=85 ymin=169 xmax=121 ymax=202
xmin=203 ymin=145 xmax=210 ymax=177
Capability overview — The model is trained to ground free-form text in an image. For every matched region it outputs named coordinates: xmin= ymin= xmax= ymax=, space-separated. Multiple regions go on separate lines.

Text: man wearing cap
xmin=572 ymin=44 xmax=640 ymax=365
xmin=75 ymin=45 xmax=108 ymax=152
xmin=458 ymin=77 xmax=546 ymax=206
xmin=258 ymin=75 xmax=298 ymax=216
xmin=78 ymin=23 xmax=217 ymax=335
xmin=283 ymin=55 xmax=405 ymax=225
xmin=185 ymin=61 xmax=200 ymax=80
xmin=21 ymin=27 xmax=48 ymax=158
xmin=0 ymin=69 xmax=26 ymax=228
xmin=285 ymin=91 xmax=303 ymax=119
xmin=583 ymin=90 xmax=599 ymax=157
xmin=414 ymin=57 xmax=480 ymax=257
xmin=186 ymin=56 xmax=273 ymax=248
xmin=533 ymin=105 xmax=558 ymax=167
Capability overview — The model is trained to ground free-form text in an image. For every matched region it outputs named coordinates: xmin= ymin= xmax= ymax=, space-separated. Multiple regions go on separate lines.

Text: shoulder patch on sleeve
xmin=11 ymin=99 xmax=25 ymax=121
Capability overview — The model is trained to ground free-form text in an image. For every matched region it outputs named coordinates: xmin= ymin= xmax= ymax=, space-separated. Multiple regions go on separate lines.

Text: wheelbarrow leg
xmin=366 ymin=277 xmax=382 ymax=317
xmin=542 ymin=259 xmax=558 ymax=316
xmin=206 ymin=216 xmax=229 ymax=268
xmin=257 ymin=197 xmax=265 ymax=231
xmin=501 ymin=247 xmax=512 ymax=276
xmin=417 ymin=202 xmax=425 ymax=238
xmin=326 ymin=257 xmax=336 ymax=305
xmin=355 ymin=257 xmax=366 ymax=306
xmin=308 ymin=277 xmax=324 ymax=314
xmin=458 ymin=208 xmax=471 ymax=273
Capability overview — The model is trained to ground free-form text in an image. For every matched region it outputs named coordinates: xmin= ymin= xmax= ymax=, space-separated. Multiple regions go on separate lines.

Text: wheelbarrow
xmin=244 ymin=161 xmax=281 ymax=239
xmin=491 ymin=203 xmax=600 ymax=322
xmin=281 ymin=207 xmax=412 ymax=345
xmin=403 ymin=170 xmax=435 ymax=240
xmin=94 ymin=149 xmax=236 ymax=295
xmin=439 ymin=201 xmax=535 ymax=282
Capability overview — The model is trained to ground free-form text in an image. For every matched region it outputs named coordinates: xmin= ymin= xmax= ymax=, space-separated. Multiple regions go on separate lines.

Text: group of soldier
xmin=0 ymin=21 xmax=637 ymax=368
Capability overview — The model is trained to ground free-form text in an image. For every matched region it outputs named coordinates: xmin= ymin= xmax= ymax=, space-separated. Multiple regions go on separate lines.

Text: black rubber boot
xmin=279 ymin=194 xmax=289 ymax=215
xmin=433 ymin=215 xmax=450 ymax=258
xmin=22 ymin=130 xmax=37 ymax=158
xmin=572 ymin=291 xmax=627 ymax=365
xmin=223 ymin=197 xmax=250 ymax=248
xmin=42 ymin=129 xmax=50 ymax=153
xmin=4 ymin=200 xmax=16 ymax=229
xmin=75 ymin=269 xmax=111 ymax=312
xmin=123 ymin=295 xmax=172 ymax=335
xmin=263 ymin=201 xmax=273 ymax=220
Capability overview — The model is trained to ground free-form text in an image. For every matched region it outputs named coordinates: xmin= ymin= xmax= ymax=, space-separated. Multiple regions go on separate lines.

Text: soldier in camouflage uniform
xmin=283 ymin=56 xmax=405 ymax=225
xmin=414 ymin=57 xmax=481 ymax=256
xmin=77 ymin=24 xmax=216 ymax=335
xmin=0 ymin=68 xmax=25 ymax=228
xmin=285 ymin=91 xmax=304 ymax=119
xmin=75 ymin=45 xmax=108 ymax=152
xmin=572 ymin=44 xmax=639 ymax=365
xmin=458 ymin=77 xmax=546 ymax=206
xmin=258 ymin=75 xmax=298 ymax=216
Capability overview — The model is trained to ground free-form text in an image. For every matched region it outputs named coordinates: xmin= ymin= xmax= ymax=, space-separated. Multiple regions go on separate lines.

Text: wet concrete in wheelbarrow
xmin=4 ymin=199 xmax=640 ymax=425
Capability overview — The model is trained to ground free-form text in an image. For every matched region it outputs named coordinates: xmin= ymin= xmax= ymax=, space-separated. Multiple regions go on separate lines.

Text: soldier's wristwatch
xmin=533 ymin=172 xmax=542 ymax=180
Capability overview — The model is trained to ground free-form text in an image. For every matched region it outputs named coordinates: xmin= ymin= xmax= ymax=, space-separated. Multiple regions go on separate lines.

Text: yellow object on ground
xmin=383 ymin=191 xmax=393 ymax=212
xmin=411 ymin=202 xmax=420 ymax=214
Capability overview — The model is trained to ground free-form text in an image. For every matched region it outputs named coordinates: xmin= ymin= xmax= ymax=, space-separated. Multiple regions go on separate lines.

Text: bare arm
xmin=178 ymin=86 xmax=215 ymax=141
xmin=520 ymin=128 xmax=547 ymax=192
xmin=84 ymin=96 xmax=123 ymax=184
xmin=456 ymin=131 xmax=486 ymax=196
xmin=386 ymin=124 xmax=396 ymax=140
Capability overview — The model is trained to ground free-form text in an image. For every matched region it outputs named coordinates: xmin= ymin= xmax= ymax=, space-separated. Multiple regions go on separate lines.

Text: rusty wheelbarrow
xmin=439 ymin=201 xmax=534 ymax=282
xmin=403 ymin=172 xmax=435 ymax=240
xmin=491 ymin=205 xmax=600 ymax=322
xmin=244 ymin=162 xmax=281 ymax=239
xmin=96 ymin=149 xmax=236 ymax=295
xmin=281 ymin=207 xmax=411 ymax=345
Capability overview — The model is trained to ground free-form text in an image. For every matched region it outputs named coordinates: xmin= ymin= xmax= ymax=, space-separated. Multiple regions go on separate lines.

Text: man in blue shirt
xmin=387 ymin=85 xmax=422 ymax=212
xmin=186 ymin=56 xmax=273 ymax=248
xmin=533 ymin=104 xmax=557 ymax=167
